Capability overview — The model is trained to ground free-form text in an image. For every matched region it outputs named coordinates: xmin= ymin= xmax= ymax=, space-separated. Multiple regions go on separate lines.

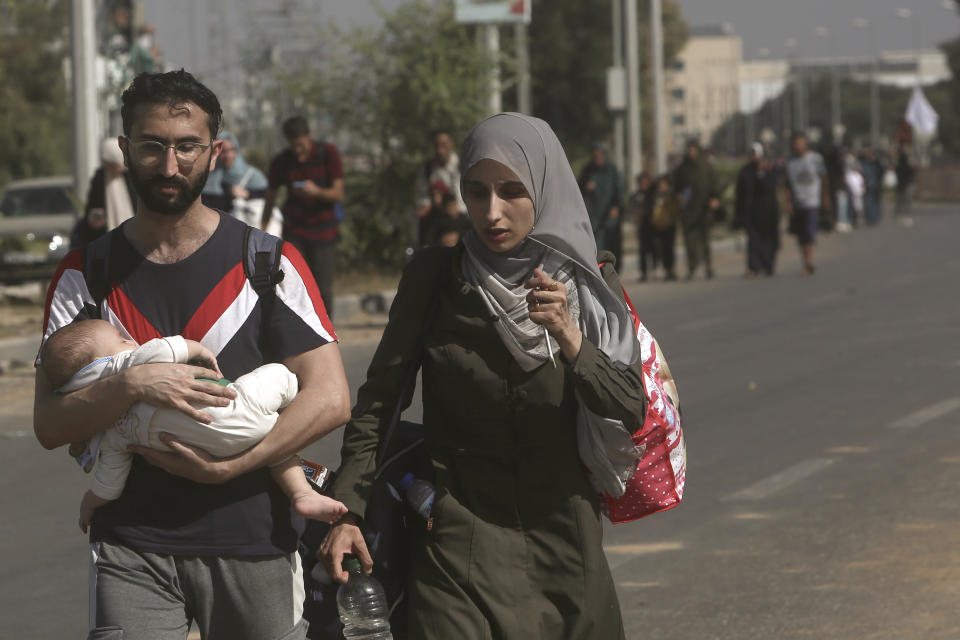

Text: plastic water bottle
xmin=399 ymin=473 xmax=435 ymax=520
xmin=336 ymin=555 xmax=393 ymax=640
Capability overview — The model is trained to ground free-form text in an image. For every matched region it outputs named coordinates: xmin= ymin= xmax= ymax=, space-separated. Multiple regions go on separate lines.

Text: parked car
xmin=0 ymin=176 xmax=79 ymax=284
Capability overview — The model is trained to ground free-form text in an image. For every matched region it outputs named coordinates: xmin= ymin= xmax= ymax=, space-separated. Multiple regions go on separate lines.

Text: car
xmin=0 ymin=176 xmax=80 ymax=284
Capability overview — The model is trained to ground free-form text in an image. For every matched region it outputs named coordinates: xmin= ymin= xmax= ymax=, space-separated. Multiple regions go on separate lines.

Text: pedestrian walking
xmin=79 ymin=138 xmax=136 ymax=236
xmin=644 ymin=174 xmax=679 ymax=281
xmin=34 ymin=69 xmax=351 ymax=640
xmin=414 ymin=129 xmax=466 ymax=246
xmin=673 ymin=139 xmax=718 ymax=280
xmin=734 ymin=143 xmax=780 ymax=277
xmin=784 ymin=132 xmax=830 ymax=275
xmin=894 ymin=139 xmax=915 ymax=226
xmin=859 ymin=147 xmax=884 ymax=226
xmin=579 ymin=142 xmax=624 ymax=266
xmin=262 ymin=116 xmax=345 ymax=317
xmin=322 ymin=113 xmax=655 ymax=640
xmin=628 ymin=171 xmax=654 ymax=280
xmin=843 ymin=152 xmax=865 ymax=231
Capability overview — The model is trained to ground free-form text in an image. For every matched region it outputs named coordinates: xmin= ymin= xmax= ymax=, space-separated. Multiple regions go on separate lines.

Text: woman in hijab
xmin=322 ymin=114 xmax=648 ymax=639
xmin=217 ymin=131 xmax=270 ymax=201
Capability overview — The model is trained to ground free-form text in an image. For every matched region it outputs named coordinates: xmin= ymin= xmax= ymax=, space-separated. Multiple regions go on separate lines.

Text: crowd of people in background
xmin=74 ymin=113 xmax=919 ymax=301
xmin=620 ymin=130 xmax=917 ymax=282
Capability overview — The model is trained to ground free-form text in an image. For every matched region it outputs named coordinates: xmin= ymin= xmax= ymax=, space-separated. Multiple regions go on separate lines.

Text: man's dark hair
xmin=791 ymin=131 xmax=807 ymax=143
xmin=430 ymin=129 xmax=452 ymax=140
xmin=120 ymin=69 xmax=222 ymax=139
xmin=282 ymin=116 xmax=311 ymax=140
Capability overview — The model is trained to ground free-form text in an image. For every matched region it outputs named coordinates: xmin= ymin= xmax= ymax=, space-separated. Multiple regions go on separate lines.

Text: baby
xmin=40 ymin=319 xmax=347 ymax=532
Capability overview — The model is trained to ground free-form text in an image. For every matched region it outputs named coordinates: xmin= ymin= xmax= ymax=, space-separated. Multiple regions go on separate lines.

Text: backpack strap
xmin=82 ymin=232 xmax=115 ymax=320
xmin=242 ymin=225 xmax=285 ymax=353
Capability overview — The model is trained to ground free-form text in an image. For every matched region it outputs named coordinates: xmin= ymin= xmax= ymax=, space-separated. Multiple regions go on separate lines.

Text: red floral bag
xmin=602 ymin=288 xmax=686 ymax=523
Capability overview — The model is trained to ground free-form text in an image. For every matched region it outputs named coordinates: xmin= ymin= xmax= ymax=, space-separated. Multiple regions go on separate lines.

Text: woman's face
xmin=220 ymin=140 xmax=237 ymax=169
xmin=463 ymin=159 xmax=535 ymax=253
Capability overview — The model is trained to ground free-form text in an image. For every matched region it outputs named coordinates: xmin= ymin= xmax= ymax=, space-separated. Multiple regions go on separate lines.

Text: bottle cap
xmin=342 ymin=554 xmax=361 ymax=572
xmin=399 ymin=472 xmax=415 ymax=489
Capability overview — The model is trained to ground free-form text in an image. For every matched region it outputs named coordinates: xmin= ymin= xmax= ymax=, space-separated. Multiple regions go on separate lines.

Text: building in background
xmin=667 ymin=22 xmax=949 ymax=156
xmin=666 ymin=25 xmax=743 ymax=155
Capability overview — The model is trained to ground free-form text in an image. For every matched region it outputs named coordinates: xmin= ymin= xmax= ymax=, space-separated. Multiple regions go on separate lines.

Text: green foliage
xmin=528 ymin=0 xmax=688 ymax=161
xmin=273 ymin=0 xmax=489 ymax=270
xmin=0 ymin=0 xmax=72 ymax=188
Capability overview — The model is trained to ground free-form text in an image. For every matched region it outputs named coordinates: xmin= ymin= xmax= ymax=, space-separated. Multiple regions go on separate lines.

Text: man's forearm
xmin=238 ymin=389 xmax=350 ymax=471
xmin=34 ymin=368 xmax=134 ymax=449
xmin=223 ymin=344 xmax=351 ymax=474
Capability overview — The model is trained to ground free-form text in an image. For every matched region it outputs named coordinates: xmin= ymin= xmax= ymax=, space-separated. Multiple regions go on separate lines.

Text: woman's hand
xmin=524 ymin=267 xmax=583 ymax=361
xmin=319 ymin=513 xmax=374 ymax=584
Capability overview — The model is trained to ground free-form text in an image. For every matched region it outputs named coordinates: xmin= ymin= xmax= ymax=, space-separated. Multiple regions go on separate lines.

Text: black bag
xmin=301 ymin=252 xmax=448 ymax=639
xmin=300 ymin=420 xmax=429 ymax=640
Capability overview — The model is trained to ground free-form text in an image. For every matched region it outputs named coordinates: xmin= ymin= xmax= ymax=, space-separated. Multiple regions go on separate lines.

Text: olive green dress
xmin=332 ymin=246 xmax=648 ymax=640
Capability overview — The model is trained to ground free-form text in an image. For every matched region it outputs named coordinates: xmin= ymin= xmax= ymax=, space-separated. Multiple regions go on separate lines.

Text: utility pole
xmin=484 ymin=24 xmax=502 ymax=114
xmin=70 ymin=0 xmax=99 ymax=204
xmin=651 ymin=0 xmax=666 ymax=174
xmin=611 ymin=0 xmax=625 ymax=174
xmin=515 ymin=22 xmax=531 ymax=114
xmin=624 ymin=0 xmax=642 ymax=181
xmin=870 ymin=55 xmax=880 ymax=146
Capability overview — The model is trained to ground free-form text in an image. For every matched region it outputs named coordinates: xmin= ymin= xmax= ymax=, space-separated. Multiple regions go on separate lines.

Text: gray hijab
xmin=460 ymin=113 xmax=641 ymax=497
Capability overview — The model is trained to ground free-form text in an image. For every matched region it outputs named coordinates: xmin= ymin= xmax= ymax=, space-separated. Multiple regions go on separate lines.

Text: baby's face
xmin=94 ymin=323 xmax=138 ymax=357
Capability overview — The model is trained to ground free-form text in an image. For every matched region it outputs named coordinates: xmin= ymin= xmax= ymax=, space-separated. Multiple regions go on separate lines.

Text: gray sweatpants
xmin=88 ymin=541 xmax=308 ymax=640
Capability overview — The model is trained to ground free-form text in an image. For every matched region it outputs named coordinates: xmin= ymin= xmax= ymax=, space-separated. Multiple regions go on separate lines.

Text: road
xmin=2 ymin=204 xmax=958 ymax=639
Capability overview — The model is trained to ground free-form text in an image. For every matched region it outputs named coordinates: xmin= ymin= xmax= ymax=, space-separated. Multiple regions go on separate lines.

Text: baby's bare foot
xmin=292 ymin=493 xmax=348 ymax=524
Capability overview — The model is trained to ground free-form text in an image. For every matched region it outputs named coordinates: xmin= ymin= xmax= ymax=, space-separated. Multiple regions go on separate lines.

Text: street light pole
xmin=611 ymin=0 xmax=625 ymax=174
xmin=484 ymin=24 xmax=502 ymax=115
xmin=70 ymin=0 xmax=100 ymax=204
xmin=624 ymin=0 xmax=643 ymax=180
xmin=853 ymin=18 xmax=879 ymax=146
xmin=515 ymin=22 xmax=531 ymax=114
xmin=651 ymin=0 xmax=666 ymax=174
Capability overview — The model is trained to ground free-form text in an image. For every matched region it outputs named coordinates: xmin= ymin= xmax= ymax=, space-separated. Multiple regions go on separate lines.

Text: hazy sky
xmin=678 ymin=0 xmax=960 ymax=60
xmin=143 ymin=0 xmax=960 ymax=74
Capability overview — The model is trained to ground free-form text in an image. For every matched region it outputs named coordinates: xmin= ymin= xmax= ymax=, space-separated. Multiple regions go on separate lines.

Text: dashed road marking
xmin=605 ymin=541 xmax=684 ymax=555
xmin=888 ymin=397 xmax=960 ymax=429
xmin=723 ymin=458 xmax=836 ymax=502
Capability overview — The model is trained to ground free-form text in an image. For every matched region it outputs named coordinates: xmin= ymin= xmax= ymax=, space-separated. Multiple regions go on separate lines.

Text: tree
xmin=527 ymin=0 xmax=688 ymax=163
xmin=0 ymin=0 xmax=72 ymax=188
xmin=272 ymin=0 xmax=491 ymax=269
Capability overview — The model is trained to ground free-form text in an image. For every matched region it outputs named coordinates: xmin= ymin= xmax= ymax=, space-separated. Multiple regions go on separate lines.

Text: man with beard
xmin=33 ymin=70 xmax=351 ymax=640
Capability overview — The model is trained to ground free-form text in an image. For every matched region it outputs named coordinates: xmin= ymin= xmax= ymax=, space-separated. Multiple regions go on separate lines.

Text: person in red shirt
xmin=262 ymin=116 xmax=345 ymax=317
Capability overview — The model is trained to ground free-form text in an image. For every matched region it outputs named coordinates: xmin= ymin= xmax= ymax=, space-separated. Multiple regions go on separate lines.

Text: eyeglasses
xmin=125 ymin=138 xmax=211 ymax=168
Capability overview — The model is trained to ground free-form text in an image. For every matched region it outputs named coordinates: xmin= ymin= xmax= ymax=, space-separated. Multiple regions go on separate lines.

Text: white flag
xmin=905 ymin=87 xmax=938 ymax=137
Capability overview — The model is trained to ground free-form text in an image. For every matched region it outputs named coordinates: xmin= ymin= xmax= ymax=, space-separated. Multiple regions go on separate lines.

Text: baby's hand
xmin=184 ymin=340 xmax=222 ymax=378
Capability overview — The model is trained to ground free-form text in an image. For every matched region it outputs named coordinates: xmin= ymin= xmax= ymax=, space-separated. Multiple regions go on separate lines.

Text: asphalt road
xmin=2 ymin=204 xmax=958 ymax=639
